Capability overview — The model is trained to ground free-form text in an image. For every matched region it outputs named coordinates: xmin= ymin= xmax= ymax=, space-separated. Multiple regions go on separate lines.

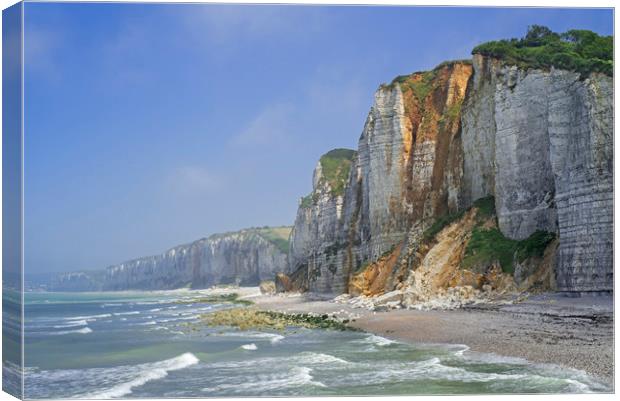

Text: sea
xmin=22 ymin=290 xmax=610 ymax=399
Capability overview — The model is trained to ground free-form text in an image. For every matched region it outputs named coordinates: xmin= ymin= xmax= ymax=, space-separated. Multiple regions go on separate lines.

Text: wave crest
xmin=78 ymin=353 xmax=199 ymax=399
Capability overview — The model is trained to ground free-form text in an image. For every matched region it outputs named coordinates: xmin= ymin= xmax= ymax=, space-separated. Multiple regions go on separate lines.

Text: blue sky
xmin=23 ymin=3 xmax=613 ymax=273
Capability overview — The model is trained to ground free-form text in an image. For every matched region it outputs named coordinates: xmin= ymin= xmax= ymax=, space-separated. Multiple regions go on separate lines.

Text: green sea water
xmin=23 ymin=290 xmax=610 ymax=398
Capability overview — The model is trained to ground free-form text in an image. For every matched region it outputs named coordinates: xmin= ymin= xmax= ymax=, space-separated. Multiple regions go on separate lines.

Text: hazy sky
xmin=23 ymin=3 xmax=613 ymax=273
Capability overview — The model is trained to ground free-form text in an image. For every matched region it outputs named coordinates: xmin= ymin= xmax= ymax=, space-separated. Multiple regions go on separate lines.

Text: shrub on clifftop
xmin=319 ymin=148 xmax=356 ymax=197
xmin=472 ymin=25 xmax=612 ymax=76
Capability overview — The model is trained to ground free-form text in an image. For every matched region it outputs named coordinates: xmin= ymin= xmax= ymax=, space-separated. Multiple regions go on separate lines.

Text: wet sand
xmin=251 ymin=292 xmax=614 ymax=387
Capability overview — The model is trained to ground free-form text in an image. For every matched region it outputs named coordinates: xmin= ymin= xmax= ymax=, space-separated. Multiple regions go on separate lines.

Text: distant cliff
xmin=279 ymin=27 xmax=613 ymax=295
xmin=51 ymin=227 xmax=291 ymax=291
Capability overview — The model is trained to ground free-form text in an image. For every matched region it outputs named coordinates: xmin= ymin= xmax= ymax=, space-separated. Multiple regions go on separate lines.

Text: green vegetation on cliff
xmin=255 ymin=226 xmax=291 ymax=254
xmin=424 ymin=196 xmax=555 ymax=274
xmin=389 ymin=59 xmax=472 ymax=89
xmin=299 ymin=149 xmax=356 ymax=209
xmin=207 ymin=226 xmax=291 ymax=254
xmin=423 ymin=196 xmax=495 ymax=241
xmin=463 ymin=228 xmax=556 ymax=274
xmin=319 ymin=148 xmax=356 ymax=196
xmin=300 ymin=193 xmax=314 ymax=209
xmin=473 ymin=25 xmax=612 ymax=76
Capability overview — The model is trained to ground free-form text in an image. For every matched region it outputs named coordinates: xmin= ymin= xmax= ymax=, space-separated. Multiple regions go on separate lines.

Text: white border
xmin=0 ymin=2 xmax=616 ymax=401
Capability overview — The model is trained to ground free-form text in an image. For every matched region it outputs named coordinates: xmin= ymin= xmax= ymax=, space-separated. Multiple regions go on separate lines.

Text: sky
xmin=23 ymin=3 xmax=613 ymax=274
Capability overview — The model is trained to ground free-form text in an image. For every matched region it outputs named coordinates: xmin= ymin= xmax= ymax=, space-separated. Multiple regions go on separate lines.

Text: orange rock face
xmin=347 ymin=62 xmax=475 ymax=297
xmin=348 ymin=243 xmax=403 ymax=296
xmin=396 ymin=61 xmax=473 ymax=222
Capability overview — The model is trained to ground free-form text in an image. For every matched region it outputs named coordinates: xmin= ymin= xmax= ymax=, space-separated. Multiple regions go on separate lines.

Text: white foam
xmin=157 ymin=315 xmax=200 ymax=323
xmin=64 ymin=313 xmax=111 ymax=321
xmin=201 ymin=366 xmax=325 ymax=394
xmin=256 ymin=333 xmax=284 ymax=344
xmin=358 ymin=334 xmax=395 ymax=346
xmin=209 ymin=352 xmax=350 ymax=370
xmin=78 ymin=353 xmax=199 ymax=399
xmin=134 ymin=300 xmax=169 ymax=305
xmin=452 ymin=344 xmax=470 ymax=357
xmin=52 ymin=327 xmax=93 ymax=335
xmin=297 ymin=352 xmax=350 ymax=365
xmin=216 ymin=331 xmax=284 ymax=344
xmin=564 ymin=378 xmax=592 ymax=393
xmin=113 ymin=311 xmax=140 ymax=316
xmin=53 ymin=320 xmax=88 ymax=328
xmin=241 ymin=343 xmax=257 ymax=350
xmin=414 ymin=357 xmax=441 ymax=367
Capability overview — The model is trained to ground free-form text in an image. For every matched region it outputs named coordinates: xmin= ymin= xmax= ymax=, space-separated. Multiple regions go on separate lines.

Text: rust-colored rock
xmin=349 ymin=244 xmax=403 ymax=296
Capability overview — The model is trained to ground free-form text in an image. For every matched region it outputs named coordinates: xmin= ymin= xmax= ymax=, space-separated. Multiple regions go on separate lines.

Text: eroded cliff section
xmin=283 ymin=61 xmax=474 ymax=294
xmin=283 ymin=55 xmax=612 ymax=296
xmin=52 ymin=227 xmax=291 ymax=291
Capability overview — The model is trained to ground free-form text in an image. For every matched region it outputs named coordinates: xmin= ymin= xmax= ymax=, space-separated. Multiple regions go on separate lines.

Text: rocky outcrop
xmin=343 ymin=200 xmax=557 ymax=311
xmin=51 ymin=227 xmax=291 ymax=291
xmin=287 ymin=149 xmax=357 ymax=293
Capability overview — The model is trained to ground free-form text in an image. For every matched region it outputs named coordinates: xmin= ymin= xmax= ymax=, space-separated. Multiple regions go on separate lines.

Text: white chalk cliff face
xmin=461 ymin=55 xmax=613 ymax=292
xmin=52 ymin=228 xmax=290 ymax=291
xmin=285 ymin=56 xmax=612 ymax=294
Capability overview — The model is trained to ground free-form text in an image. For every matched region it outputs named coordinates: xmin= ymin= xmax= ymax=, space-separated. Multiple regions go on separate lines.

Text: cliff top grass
xmin=206 ymin=226 xmax=291 ymax=254
xmin=255 ymin=226 xmax=292 ymax=254
xmin=472 ymin=25 xmax=613 ymax=76
xmin=300 ymin=149 xmax=356 ymax=209
xmin=319 ymin=148 xmax=356 ymax=196
xmin=300 ymin=193 xmax=314 ymax=209
xmin=319 ymin=149 xmax=357 ymax=196
xmin=388 ymin=59 xmax=472 ymax=89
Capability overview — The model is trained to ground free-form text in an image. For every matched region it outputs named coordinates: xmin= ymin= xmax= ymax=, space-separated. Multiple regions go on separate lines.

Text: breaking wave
xmin=201 ymin=366 xmax=325 ymax=394
xmin=52 ymin=327 xmax=93 ymax=335
xmin=64 ymin=314 xmax=111 ymax=321
xmin=53 ymin=320 xmax=88 ymax=329
xmin=113 ymin=311 xmax=140 ymax=316
xmin=77 ymin=353 xmax=199 ymax=399
xmin=357 ymin=334 xmax=396 ymax=346
xmin=216 ymin=331 xmax=285 ymax=344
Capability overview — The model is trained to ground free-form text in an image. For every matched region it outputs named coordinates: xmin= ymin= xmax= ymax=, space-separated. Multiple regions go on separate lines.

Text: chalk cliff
xmin=51 ymin=227 xmax=291 ymax=291
xmin=281 ymin=52 xmax=612 ymax=295
xmin=461 ymin=54 xmax=613 ymax=292
xmin=282 ymin=61 xmax=475 ymax=293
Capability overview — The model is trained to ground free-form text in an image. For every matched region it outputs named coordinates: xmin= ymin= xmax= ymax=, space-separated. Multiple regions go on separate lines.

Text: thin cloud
xmin=182 ymin=4 xmax=329 ymax=46
xmin=169 ymin=166 xmax=222 ymax=192
xmin=24 ymin=25 xmax=63 ymax=82
xmin=231 ymin=103 xmax=296 ymax=147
